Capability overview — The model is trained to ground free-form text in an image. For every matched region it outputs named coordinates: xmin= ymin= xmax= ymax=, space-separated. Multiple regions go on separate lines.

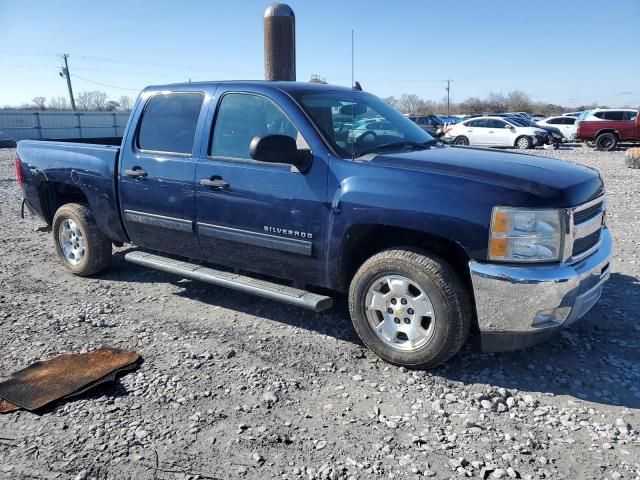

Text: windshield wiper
xmin=354 ymin=139 xmax=436 ymax=158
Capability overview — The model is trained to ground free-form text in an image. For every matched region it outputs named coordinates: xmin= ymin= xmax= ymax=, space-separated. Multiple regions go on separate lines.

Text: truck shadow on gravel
xmin=104 ymin=254 xmax=640 ymax=409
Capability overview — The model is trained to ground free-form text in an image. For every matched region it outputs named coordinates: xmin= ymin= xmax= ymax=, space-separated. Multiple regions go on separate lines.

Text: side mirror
xmin=504 ymin=124 xmax=513 ymax=129
xmin=250 ymin=135 xmax=311 ymax=172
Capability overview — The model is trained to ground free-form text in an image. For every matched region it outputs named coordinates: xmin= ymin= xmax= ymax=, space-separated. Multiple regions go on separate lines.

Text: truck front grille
xmin=572 ymin=230 xmax=601 ymax=256
xmin=569 ymin=197 xmax=605 ymax=262
xmin=573 ymin=202 xmax=603 ymax=223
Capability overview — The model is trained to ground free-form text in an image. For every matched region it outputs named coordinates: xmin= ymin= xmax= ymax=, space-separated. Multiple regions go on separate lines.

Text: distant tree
xmin=506 ymin=90 xmax=532 ymax=112
xmin=76 ymin=92 xmax=92 ymax=111
xmin=399 ymin=94 xmax=425 ymax=114
xmin=76 ymin=90 xmax=108 ymax=111
xmin=48 ymin=97 xmax=69 ymax=110
xmin=459 ymin=97 xmax=485 ymax=114
xmin=383 ymin=96 xmax=400 ymax=109
xmin=32 ymin=97 xmax=47 ymax=110
xmin=92 ymin=91 xmax=108 ymax=111
xmin=105 ymin=100 xmax=120 ymax=112
xmin=485 ymin=92 xmax=507 ymax=113
xmin=118 ymin=95 xmax=133 ymax=111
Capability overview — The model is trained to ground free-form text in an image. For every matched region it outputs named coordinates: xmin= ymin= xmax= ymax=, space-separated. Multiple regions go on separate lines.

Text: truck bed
xmin=16 ymin=138 xmax=128 ymax=243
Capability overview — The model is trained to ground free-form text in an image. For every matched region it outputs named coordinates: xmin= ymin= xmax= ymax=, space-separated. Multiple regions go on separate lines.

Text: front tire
xmin=453 ymin=136 xmax=469 ymax=146
xmin=348 ymin=248 xmax=471 ymax=369
xmin=595 ymin=132 xmax=618 ymax=151
xmin=52 ymin=203 xmax=112 ymax=276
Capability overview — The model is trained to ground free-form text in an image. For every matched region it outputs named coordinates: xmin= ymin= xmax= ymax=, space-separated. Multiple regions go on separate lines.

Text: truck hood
xmin=365 ymin=145 xmax=603 ymax=206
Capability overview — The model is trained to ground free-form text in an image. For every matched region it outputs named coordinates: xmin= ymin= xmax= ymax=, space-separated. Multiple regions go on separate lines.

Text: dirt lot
xmin=0 ymin=145 xmax=639 ymax=480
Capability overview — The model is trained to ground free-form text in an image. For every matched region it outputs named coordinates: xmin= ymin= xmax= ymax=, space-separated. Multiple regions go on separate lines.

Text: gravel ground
xmin=0 ymin=145 xmax=639 ymax=480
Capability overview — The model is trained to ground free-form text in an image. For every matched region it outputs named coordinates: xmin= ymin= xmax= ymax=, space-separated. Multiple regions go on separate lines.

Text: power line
xmin=70 ymin=74 xmax=139 ymax=91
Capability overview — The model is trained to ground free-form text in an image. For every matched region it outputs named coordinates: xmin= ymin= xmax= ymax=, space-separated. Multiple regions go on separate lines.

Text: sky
xmin=1 ymin=0 xmax=639 ymax=109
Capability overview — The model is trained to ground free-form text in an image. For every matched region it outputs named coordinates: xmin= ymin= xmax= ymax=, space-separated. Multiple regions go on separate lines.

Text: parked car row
xmin=381 ymin=107 xmax=639 ymax=152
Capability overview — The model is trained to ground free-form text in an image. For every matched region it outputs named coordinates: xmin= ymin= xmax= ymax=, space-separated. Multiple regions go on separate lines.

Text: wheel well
xmin=339 ymin=224 xmax=473 ymax=295
xmin=39 ymin=182 xmax=88 ymax=225
xmin=596 ymin=129 xmax=619 ymax=139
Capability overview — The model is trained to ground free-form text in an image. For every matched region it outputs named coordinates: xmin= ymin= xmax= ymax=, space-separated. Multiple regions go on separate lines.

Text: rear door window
xmin=137 ymin=93 xmax=203 ymax=154
xmin=486 ymin=119 xmax=507 ymax=129
xmin=623 ymin=111 xmax=638 ymax=121
xmin=603 ymin=111 xmax=624 ymax=121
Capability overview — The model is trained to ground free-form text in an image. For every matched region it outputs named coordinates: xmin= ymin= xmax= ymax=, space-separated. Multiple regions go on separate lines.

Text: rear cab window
xmin=137 ymin=92 xmax=204 ymax=154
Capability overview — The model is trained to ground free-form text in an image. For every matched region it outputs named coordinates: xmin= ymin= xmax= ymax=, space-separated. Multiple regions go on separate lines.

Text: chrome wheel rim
xmin=364 ymin=274 xmax=436 ymax=352
xmin=58 ymin=219 xmax=86 ymax=265
xmin=517 ymin=138 xmax=529 ymax=149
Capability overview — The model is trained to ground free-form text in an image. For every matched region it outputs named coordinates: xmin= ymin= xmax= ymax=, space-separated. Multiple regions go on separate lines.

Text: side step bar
xmin=124 ymin=251 xmax=333 ymax=312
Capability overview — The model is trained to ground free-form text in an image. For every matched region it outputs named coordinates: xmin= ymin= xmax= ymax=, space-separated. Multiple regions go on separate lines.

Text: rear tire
xmin=595 ymin=132 xmax=618 ymax=151
xmin=515 ymin=136 xmax=532 ymax=149
xmin=52 ymin=203 xmax=112 ymax=276
xmin=453 ymin=136 xmax=469 ymax=146
xmin=348 ymin=248 xmax=471 ymax=369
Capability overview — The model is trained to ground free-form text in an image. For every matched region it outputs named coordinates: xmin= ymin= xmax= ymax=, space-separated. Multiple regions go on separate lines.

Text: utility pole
xmin=444 ymin=79 xmax=453 ymax=116
xmin=59 ymin=54 xmax=76 ymax=111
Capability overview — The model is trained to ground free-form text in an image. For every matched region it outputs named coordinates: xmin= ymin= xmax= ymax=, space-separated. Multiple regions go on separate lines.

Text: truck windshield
xmin=292 ymin=90 xmax=434 ymax=159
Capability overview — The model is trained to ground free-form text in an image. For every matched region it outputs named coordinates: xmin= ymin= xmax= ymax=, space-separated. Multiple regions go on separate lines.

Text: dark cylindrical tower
xmin=264 ymin=3 xmax=296 ymax=81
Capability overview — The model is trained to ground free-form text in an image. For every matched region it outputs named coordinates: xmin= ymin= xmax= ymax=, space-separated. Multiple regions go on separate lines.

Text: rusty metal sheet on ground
xmin=0 ymin=348 xmax=140 ymax=411
xmin=0 ymin=398 xmax=19 ymax=413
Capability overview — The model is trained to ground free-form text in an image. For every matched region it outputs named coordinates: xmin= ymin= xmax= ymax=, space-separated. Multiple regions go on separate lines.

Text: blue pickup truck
xmin=15 ymin=81 xmax=612 ymax=368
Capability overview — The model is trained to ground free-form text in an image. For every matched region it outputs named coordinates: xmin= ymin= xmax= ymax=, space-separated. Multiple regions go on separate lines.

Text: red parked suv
xmin=577 ymin=109 xmax=640 ymax=151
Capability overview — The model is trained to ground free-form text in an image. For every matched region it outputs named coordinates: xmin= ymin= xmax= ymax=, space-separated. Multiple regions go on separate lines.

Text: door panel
xmin=120 ymin=91 xmax=205 ymax=257
xmin=195 ymin=91 xmax=329 ymax=286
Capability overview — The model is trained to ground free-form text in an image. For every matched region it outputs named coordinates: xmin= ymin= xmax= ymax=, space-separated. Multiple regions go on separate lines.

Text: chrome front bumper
xmin=469 ymin=227 xmax=612 ymax=352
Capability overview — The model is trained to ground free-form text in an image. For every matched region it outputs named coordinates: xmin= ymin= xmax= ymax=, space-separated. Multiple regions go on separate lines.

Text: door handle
xmin=200 ymin=177 xmax=230 ymax=190
xmin=124 ymin=167 xmax=147 ymax=178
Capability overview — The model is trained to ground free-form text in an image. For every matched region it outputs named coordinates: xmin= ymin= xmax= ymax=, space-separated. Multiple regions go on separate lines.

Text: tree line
xmin=383 ymin=91 xmax=604 ymax=116
xmin=2 ymin=92 xmax=134 ymax=112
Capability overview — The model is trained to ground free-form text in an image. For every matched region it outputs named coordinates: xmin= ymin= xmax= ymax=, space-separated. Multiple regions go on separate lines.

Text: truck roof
xmin=144 ymin=80 xmax=355 ymax=94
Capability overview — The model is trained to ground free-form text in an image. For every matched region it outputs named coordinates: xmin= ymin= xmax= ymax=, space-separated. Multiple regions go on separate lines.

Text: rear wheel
xmin=348 ymin=248 xmax=471 ymax=369
xmin=515 ymin=136 xmax=532 ymax=149
xmin=52 ymin=203 xmax=112 ymax=276
xmin=595 ymin=132 xmax=618 ymax=151
xmin=453 ymin=136 xmax=469 ymax=146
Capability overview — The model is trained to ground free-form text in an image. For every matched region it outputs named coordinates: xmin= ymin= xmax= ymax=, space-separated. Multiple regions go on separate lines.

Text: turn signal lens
xmin=491 ymin=210 xmax=509 ymax=234
xmin=489 ymin=237 xmax=508 ymax=258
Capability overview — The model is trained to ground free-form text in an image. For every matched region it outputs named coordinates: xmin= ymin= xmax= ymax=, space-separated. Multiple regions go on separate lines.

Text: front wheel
xmin=348 ymin=248 xmax=471 ymax=369
xmin=453 ymin=136 xmax=469 ymax=146
xmin=52 ymin=203 xmax=112 ymax=276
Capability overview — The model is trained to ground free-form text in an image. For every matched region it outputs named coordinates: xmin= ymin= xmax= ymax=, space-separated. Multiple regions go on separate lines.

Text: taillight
xmin=14 ymin=154 xmax=23 ymax=188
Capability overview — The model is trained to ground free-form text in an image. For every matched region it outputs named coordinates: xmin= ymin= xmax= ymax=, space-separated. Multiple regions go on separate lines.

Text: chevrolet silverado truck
xmin=577 ymin=109 xmax=640 ymax=151
xmin=15 ymin=81 xmax=612 ymax=368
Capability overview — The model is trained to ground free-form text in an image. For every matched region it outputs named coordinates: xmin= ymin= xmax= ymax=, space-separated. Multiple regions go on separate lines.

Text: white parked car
xmin=536 ymin=116 xmax=577 ymax=140
xmin=444 ymin=116 xmax=547 ymax=149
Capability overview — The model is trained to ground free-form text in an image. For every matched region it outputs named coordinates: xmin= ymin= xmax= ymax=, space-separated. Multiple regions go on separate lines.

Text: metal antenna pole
xmin=60 ymin=54 xmax=76 ymax=111
xmin=351 ymin=29 xmax=354 ymax=88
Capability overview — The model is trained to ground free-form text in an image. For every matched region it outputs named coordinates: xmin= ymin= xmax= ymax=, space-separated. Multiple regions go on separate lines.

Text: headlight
xmin=489 ymin=207 xmax=563 ymax=262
